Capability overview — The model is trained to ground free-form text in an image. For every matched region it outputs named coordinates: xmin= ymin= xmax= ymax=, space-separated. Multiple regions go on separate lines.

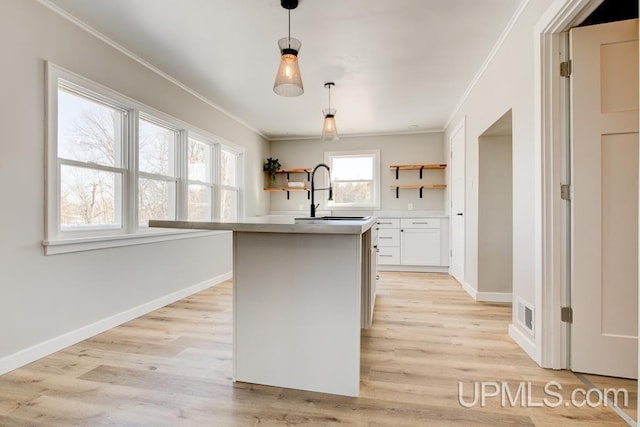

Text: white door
xmin=570 ymin=19 xmax=639 ymax=379
xmin=450 ymin=121 xmax=466 ymax=283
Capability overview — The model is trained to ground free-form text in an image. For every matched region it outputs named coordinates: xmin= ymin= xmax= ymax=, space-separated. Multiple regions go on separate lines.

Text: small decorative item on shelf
xmin=287 ymin=181 xmax=305 ymax=188
xmin=263 ymin=157 xmax=282 ymax=183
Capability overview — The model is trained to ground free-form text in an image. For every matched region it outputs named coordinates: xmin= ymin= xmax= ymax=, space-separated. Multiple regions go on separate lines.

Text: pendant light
xmin=273 ymin=0 xmax=303 ymax=97
xmin=321 ymin=82 xmax=338 ymax=141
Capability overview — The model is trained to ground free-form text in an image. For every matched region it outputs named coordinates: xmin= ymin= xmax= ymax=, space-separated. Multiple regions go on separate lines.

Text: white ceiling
xmin=46 ymin=0 xmax=523 ymax=140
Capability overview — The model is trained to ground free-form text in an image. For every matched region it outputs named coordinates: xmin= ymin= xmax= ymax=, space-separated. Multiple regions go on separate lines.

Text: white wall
xmin=0 ymin=0 xmax=269 ymax=370
xmin=478 ymin=135 xmax=513 ymax=294
xmin=269 ymin=133 xmax=446 ymax=213
xmin=444 ymin=0 xmax=555 ymax=358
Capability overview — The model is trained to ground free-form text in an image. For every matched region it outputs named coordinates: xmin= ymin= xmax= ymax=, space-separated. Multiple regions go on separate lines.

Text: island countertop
xmin=149 ymin=216 xmax=376 ymax=235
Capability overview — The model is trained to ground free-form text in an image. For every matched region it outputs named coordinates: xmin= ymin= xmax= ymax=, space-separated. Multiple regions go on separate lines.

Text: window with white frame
xmin=46 ymin=63 xmax=244 ymax=253
xmin=137 ymin=116 xmax=179 ymax=227
xmin=220 ymin=148 xmax=241 ymax=220
xmin=187 ymin=136 xmax=214 ymax=221
xmin=325 ymin=150 xmax=380 ymax=209
xmin=57 ymin=84 xmax=127 ymax=232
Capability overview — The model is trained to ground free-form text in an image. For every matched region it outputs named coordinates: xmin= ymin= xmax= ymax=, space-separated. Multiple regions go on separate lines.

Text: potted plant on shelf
xmin=264 ymin=157 xmax=282 ymax=184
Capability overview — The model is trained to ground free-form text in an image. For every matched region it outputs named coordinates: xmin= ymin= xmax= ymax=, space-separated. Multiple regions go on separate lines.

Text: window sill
xmin=42 ymin=229 xmax=227 ymax=255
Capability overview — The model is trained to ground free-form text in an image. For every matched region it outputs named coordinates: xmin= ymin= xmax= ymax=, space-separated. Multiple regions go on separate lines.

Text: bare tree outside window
xmin=220 ymin=149 xmax=239 ymax=220
xmin=187 ymin=138 xmax=213 ymax=221
xmin=138 ymin=119 xmax=177 ymax=226
xmin=57 ymin=89 xmax=123 ymax=229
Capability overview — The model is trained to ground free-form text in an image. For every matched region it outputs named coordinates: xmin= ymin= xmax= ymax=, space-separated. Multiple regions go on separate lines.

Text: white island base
xmin=150 ymin=217 xmax=376 ymax=397
xmin=233 ymin=231 xmax=362 ymax=397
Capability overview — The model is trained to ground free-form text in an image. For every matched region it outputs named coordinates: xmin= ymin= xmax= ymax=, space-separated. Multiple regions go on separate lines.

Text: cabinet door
xmin=401 ymin=228 xmax=441 ymax=266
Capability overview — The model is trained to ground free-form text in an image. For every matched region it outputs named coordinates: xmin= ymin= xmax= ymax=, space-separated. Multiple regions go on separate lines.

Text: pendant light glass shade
xmin=321 ymin=82 xmax=338 ymax=141
xmin=321 ymin=109 xmax=338 ymax=142
xmin=273 ymin=37 xmax=304 ymax=97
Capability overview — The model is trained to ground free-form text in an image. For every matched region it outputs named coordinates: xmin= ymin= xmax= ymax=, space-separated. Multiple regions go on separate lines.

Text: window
xmin=138 ymin=117 xmax=178 ymax=227
xmin=45 ymin=63 xmax=244 ymax=253
xmin=220 ymin=148 xmax=242 ymax=220
xmin=57 ymin=85 xmax=127 ymax=233
xmin=187 ymin=137 xmax=214 ymax=221
xmin=325 ymin=150 xmax=380 ymax=209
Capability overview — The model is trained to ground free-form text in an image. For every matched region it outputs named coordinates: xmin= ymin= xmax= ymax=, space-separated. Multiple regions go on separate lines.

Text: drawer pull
xmin=379 ymin=255 xmax=393 ymax=257
xmin=412 ymin=222 xmax=430 ymax=224
xmin=377 ymin=222 xmax=393 ymax=225
xmin=379 ymin=236 xmax=393 ymax=239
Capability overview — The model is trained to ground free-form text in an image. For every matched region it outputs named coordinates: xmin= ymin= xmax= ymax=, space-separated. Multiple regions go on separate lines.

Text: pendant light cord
xmin=288 ymin=9 xmax=291 ymax=49
xmin=328 ymin=85 xmax=331 ymax=109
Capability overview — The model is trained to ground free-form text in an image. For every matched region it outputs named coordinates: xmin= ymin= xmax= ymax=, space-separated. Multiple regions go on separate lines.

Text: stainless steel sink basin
xmin=295 ymin=216 xmax=371 ymax=221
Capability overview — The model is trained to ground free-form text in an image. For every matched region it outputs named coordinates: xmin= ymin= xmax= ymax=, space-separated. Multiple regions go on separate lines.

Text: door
xmin=570 ymin=19 xmax=639 ymax=379
xmin=450 ymin=121 xmax=466 ymax=283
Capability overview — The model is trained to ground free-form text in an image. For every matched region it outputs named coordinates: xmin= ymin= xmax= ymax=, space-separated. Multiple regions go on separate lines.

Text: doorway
xmin=450 ymin=119 xmax=466 ymax=285
xmin=478 ymin=111 xmax=513 ymax=301
xmin=536 ymin=0 xmax=638 ymax=382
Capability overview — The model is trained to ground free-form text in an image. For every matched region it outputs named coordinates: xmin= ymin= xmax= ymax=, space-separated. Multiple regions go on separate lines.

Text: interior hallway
xmin=0 ymin=272 xmax=635 ymax=425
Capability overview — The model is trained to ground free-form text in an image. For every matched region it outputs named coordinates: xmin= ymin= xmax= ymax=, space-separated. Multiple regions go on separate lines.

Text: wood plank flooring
xmin=0 ymin=272 xmax=635 ymax=426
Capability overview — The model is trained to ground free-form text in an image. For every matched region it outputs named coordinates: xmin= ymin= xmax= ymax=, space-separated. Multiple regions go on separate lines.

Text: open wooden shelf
xmin=390 ymin=184 xmax=446 ymax=199
xmin=264 ymin=187 xmax=310 ymax=192
xmin=389 ymin=164 xmax=447 ymax=170
xmin=390 ymin=164 xmax=447 ymax=179
xmin=272 ymin=168 xmax=312 ymax=174
xmin=264 ymin=186 xmax=311 ymax=200
xmin=390 ymin=185 xmax=447 ymax=189
xmin=264 ymin=168 xmax=311 ymax=199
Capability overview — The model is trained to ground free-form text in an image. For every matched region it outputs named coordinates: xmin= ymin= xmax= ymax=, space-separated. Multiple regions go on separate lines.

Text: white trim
xmin=460 ymin=281 xmax=478 ymax=300
xmin=378 ymin=265 xmax=448 ymax=273
xmin=47 ymin=62 xmax=245 ymax=251
xmin=273 ymin=128 xmax=445 ymax=141
xmin=534 ymin=0 xmax=605 ymax=370
xmin=476 ymin=292 xmax=513 ymax=303
xmin=448 ymin=117 xmax=466 ymax=286
xmin=36 ymin=0 xmax=266 ymax=140
xmin=444 ymin=0 xmax=532 ymax=129
xmin=0 ymin=272 xmax=232 ymax=376
xmin=509 ymin=323 xmax=539 ymax=362
xmin=325 ymin=150 xmax=381 ymax=210
xmin=454 ymin=280 xmax=511 ymax=303
xmin=43 ymin=229 xmax=225 ymax=255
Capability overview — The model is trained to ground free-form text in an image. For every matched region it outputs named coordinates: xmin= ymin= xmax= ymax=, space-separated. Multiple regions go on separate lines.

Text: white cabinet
xmin=401 ymin=228 xmax=441 ymax=265
xmin=362 ymin=227 xmax=378 ymax=329
xmin=375 ymin=219 xmax=401 ymax=265
xmin=376 ymin=216 xmax=448 ymax=270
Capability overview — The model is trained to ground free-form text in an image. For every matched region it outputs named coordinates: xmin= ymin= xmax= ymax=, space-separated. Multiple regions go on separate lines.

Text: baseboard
xmin=508 ymin=323 xmax=538 ymax=363
xmin=378 ymin=265 xmax=449 ymax=273
xmin=457 ymin=281 xmax=511 ymax=303
xmin=460 ymin=281 xmax=478 ymax=300
xmin=0 ymin=271 xmax=232 ymax=376
xmin=475 ymin=291 xmax=512 ymax=303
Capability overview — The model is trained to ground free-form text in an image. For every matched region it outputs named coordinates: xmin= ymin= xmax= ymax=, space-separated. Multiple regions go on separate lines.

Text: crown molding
xmin=444 ymin=0 xmax=532 ymax=130
xmin=269 ymin=127 xmax=445 ymax=142
xmin=36 ymin=0 xmax=268 ymax=140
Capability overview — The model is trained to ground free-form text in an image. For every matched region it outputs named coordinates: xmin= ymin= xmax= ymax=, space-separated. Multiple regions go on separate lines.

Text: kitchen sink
xmin=295 ymin=216 xmax=372 ymax=221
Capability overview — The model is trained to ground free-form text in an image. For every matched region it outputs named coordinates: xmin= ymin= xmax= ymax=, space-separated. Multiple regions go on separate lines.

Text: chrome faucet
xmin=310 ymin=163 xmax=333 ymax=217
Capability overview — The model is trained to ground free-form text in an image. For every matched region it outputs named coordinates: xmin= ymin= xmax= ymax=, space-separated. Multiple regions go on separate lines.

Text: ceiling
xmin=46 ymin=0 xmax=524 ymax=140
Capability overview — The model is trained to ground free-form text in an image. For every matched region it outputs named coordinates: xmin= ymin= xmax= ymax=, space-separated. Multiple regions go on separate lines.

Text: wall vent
xmin=516 ymin=297 xmax=535 ymax=335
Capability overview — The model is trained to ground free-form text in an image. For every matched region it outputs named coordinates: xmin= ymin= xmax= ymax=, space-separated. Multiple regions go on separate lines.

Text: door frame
xmin=449 ymin=117 xmax=466 ymax=285
xmin=535 ymin=0 xmax=606 ymax=369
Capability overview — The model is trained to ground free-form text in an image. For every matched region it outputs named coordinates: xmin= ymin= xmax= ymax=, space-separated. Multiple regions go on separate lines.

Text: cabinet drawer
xmin=377 ymin=228 xmax=400 ymax=246
xmin=376 ymin=218 xmax=400 ymax=229
xmin=377 ymin=246 xmax=400 ymax=265
xmin=400 ymin=218 xmax=440 ymax=229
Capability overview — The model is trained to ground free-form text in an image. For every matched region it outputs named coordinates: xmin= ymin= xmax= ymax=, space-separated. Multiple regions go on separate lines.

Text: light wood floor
xmin=0 ymin=272 xmax=635 ymax=426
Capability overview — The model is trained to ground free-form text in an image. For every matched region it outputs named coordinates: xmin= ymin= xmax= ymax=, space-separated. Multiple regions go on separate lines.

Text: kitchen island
xmin=149 ymin=216 xmax=377 ymax=397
